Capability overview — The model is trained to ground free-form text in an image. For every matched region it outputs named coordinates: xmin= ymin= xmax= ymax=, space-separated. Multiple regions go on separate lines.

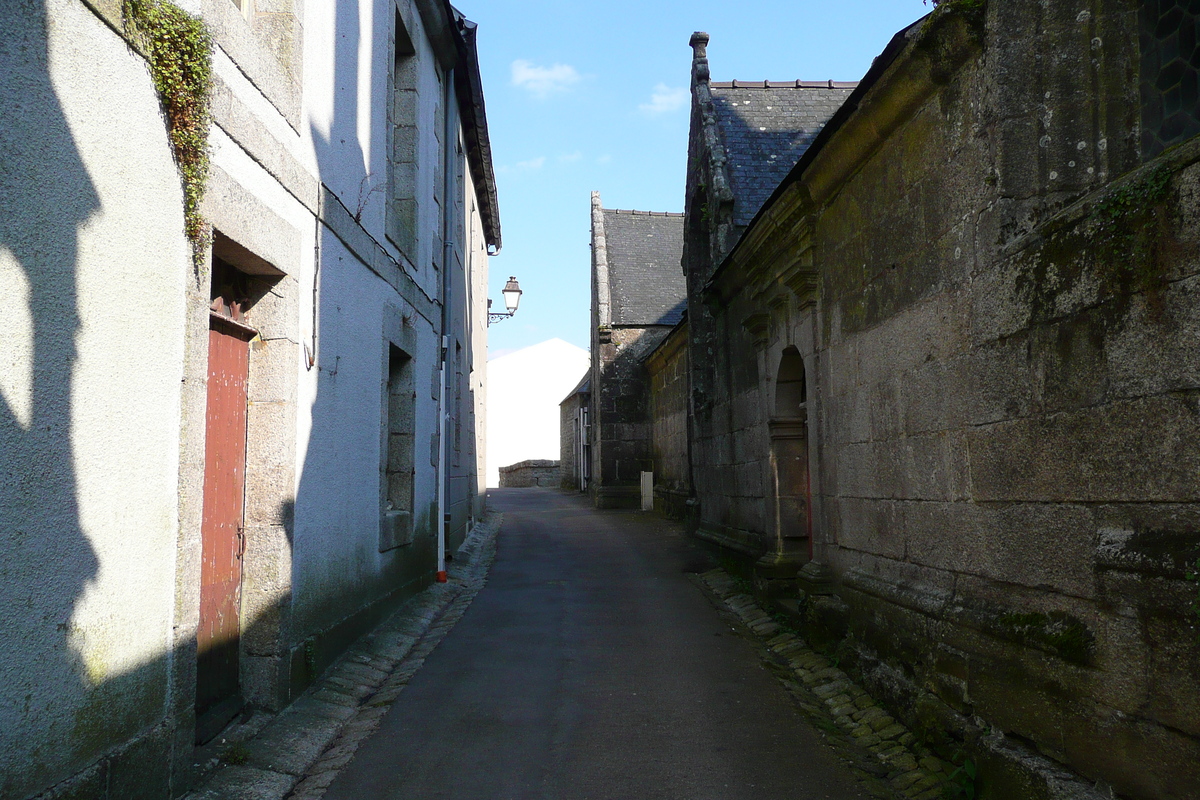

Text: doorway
xmin=196 ymin=259 xmax=257 ymax=743
xmin=769 ymin=347 xmax=811 ymax=560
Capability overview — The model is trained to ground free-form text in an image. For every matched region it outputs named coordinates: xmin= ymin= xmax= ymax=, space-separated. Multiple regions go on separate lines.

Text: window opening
xmin=1140 ymin=3 xmax=1200 ymax=157
xmin=774 ymin=346 xmax=807 ymax=418
xmin=382 ymin=344 xmax=415 ymax=550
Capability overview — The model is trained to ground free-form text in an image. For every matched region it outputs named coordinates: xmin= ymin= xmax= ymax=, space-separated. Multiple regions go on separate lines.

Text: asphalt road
xmin=323 ymin=488 xmax=873 ymax=800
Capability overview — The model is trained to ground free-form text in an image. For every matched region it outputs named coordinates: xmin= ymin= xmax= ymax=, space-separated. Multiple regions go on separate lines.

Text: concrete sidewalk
xmin=318 ymin=489 xmax=885 ymax=800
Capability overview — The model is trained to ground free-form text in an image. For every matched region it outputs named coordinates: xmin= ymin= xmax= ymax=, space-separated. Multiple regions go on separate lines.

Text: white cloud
xmin=558 ymin=151 xmax=582 ymax=164
xmin=516 ymin=156 xmax=546 ymax=170
xmin=497 ymin=156 xmax=546 ymax=175
xmin=511 ymin=60 xmax=581 ymax=98
xmin=639 ymin=83 xmax=689 ymax=115
xmin=596 ymin=154 xmax=613 ymax=165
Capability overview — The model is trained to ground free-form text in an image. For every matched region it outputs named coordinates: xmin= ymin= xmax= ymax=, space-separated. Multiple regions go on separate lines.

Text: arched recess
xmin=768 ymin=347 xmax=811 ymax=560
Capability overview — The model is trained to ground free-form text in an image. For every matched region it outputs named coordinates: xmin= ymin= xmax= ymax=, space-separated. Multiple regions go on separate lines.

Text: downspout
xmin=435 ymin=63 xmax=457 ymax=583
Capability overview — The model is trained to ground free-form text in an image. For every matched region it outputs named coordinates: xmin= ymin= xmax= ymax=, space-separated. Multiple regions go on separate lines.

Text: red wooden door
xmin=197 ymin=317 xmax=252 ymax=738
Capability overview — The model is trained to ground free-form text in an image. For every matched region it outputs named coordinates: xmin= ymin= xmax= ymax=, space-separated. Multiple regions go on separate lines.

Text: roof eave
xmin=448 ymin=5 xmax=501 ymax=253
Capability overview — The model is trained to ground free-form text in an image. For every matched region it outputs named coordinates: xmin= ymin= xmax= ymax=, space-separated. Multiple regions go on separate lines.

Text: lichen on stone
xmin=1015 ymin=163 xmax=1178 ymax=325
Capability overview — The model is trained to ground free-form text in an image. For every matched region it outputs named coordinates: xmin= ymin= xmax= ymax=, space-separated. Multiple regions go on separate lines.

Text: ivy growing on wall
xmin=124 ymin=0 xmax=213 ymax=268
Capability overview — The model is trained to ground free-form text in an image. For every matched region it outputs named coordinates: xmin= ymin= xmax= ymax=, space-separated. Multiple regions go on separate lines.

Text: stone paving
xmin=695 ymin=568 xmax=966 ymax=800
xmin=182 ymin=513 xmax=503 ymax=800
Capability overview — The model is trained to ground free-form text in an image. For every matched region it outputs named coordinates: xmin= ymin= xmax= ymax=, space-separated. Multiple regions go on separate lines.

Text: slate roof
xmin=709 ymin=83 xmax=856 ymax=226
xmin=560 ymin=371 xmax=590 ymax=405
xmin=601 ymin=209 xmax=686 ymax=326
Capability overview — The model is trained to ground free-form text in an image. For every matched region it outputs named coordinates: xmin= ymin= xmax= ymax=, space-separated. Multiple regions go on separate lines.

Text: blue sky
xmin=470 ymin=0 xmax=932 ymax=357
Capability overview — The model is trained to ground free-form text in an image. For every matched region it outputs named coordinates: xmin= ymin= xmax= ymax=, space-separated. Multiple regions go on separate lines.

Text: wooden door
xmin=196 ymin=316 xmax=252 ymax=740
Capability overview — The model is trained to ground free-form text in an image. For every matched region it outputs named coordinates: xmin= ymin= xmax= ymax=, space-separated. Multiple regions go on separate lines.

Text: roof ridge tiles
xmin=606 ymin=208 xmax=685 ymax=217
xmin=710 ymin=80 xmax=859 ymax=89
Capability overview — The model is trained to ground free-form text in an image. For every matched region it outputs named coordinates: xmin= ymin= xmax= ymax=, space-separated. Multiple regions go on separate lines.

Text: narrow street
xmin=322 ymin=489 xmax=875 ymax=800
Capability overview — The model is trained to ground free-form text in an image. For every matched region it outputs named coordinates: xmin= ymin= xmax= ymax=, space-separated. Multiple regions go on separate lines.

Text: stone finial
xmin=690 ymin=32 xmax=710 ymax=85
xmin=590 ymin=191 xmax=611 ymax=330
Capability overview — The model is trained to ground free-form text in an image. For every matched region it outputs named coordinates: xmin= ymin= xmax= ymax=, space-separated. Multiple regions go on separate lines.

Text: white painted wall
xmin=0 ymin=0 xmax=189 ymax=791
xmin=290 ymin=230 xmax=442 ymax=637
xmin=486 ymin=339 xmax=590 ymax=487
xmin=1 ymin=0 xmax=496 ymax=791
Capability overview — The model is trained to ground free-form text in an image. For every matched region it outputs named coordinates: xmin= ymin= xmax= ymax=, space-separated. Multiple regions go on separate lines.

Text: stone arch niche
xmin=758 ymin=346 xmax=812 ymax=590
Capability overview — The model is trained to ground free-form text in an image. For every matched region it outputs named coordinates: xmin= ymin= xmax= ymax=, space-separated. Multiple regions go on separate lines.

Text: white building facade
xmin=0 ymin=0 xmax=498 ymax=795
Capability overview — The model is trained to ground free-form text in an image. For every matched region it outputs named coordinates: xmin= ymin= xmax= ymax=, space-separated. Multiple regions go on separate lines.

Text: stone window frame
xmin=379 ymin=307 xmax=418 ymax=552
xmin=206 ymin=0 xmax=304 ymax=129
xmin=386 ymin=9 xmax=421 ymax=261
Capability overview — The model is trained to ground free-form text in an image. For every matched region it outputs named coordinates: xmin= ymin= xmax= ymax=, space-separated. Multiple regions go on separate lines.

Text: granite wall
xmin=646 ymin=322 xmax=692 ymax=518
xmin=685 ymin=3 xmax=1200 ymax=797
xmin=498 ymin=460 xmax=561 ymax=488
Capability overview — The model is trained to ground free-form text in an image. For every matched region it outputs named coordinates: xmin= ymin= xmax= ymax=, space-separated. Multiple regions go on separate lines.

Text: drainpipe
xmin=435 ymin=63 xmax=457 ymax=583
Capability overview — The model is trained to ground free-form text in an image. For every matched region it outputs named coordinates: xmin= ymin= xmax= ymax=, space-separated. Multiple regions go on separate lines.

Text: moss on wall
xmin=994 ymin=611 xmax=1095 ymax=665
xmin=1016 ymin=164 xmax=1177 ymax=325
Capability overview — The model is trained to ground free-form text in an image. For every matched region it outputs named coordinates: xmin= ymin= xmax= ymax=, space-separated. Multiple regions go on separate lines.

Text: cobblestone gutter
xmin=696 ymin=569 xmax=1112 ymax=800
xmin=182 ymin=512 xmax=504 ymax=800
xmin=697 ymin=568 xmax=955 ymax=799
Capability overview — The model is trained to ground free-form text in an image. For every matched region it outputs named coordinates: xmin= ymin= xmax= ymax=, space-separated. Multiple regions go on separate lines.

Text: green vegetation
xmin=996 ymin=610 xmax=1094 ymax=665
xmin=221 ymin=742 xmax=250 ymax=765
xmin=945 ymin=749 xmax=978 ymax=799
xmin=926 ymin=0 xmax=987 ymax=27
xmin=1016 ymin=164 xmax=1177 ymax=324
xmin=1094 ymin=164 xmax=1173 ymax=224
xmin=1093 ymin=164 xmax=1175 ymax=296
xmin=124 ymin=0 xmax=213 ymax=268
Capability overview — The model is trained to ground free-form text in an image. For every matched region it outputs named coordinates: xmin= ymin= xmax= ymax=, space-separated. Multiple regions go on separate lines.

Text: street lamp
xmin=488 ymin=276 xmax=522 ymax=325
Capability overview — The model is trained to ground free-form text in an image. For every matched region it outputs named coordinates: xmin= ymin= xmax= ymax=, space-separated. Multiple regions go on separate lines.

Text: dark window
xmin=774 ymin=347 xmax=807 ymax=418
xmin=381 ymin=345 xmax=415 ymax=551
xmin=1140 ymin=0 xmax=1200 ymax=157
xmin=453 ymin=343 xmax=462 ymax=467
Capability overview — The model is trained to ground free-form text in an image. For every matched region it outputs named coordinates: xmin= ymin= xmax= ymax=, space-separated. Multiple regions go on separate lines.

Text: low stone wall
xmin=498 ymin=460 xmax=561 ymax=488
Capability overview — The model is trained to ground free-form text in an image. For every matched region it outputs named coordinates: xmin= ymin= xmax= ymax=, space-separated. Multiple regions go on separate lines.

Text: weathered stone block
xmin=835 ymin=497 xmax=905 ymax=559
xmin=967 ymin=393 xmax=1200 ymax=503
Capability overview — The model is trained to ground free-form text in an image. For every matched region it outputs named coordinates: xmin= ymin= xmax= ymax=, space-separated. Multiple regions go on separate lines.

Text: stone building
xmin=643 ymin=320 xmax=690 ymax=517
xmin=559 ymin=373 xmax=591 ymax=491
xmin=679 ymin=4 xmax=1200 ymax=798
xmin=587 ymin=192 xmax=686 ymax=508
xmin=0 ymin=0 xmax=497 ymax=795
xmin=681 ymin=39 xmax=855 ymax=558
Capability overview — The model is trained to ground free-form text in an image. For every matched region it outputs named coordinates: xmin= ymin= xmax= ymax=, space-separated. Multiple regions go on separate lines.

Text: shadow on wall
xmin=293 ymin=0 xmax=437 ymax=669
xmin=594 ymin=333 xmax=663 ymax=492
xmin=0 ymin=1 xmax=103 ymax=795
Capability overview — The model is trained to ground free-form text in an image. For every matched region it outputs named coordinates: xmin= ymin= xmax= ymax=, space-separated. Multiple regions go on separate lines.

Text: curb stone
xmin=182 ymin=512 xmax=504 ymax=800
xmin=694 ymin=568 xmax=957 ymax=800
